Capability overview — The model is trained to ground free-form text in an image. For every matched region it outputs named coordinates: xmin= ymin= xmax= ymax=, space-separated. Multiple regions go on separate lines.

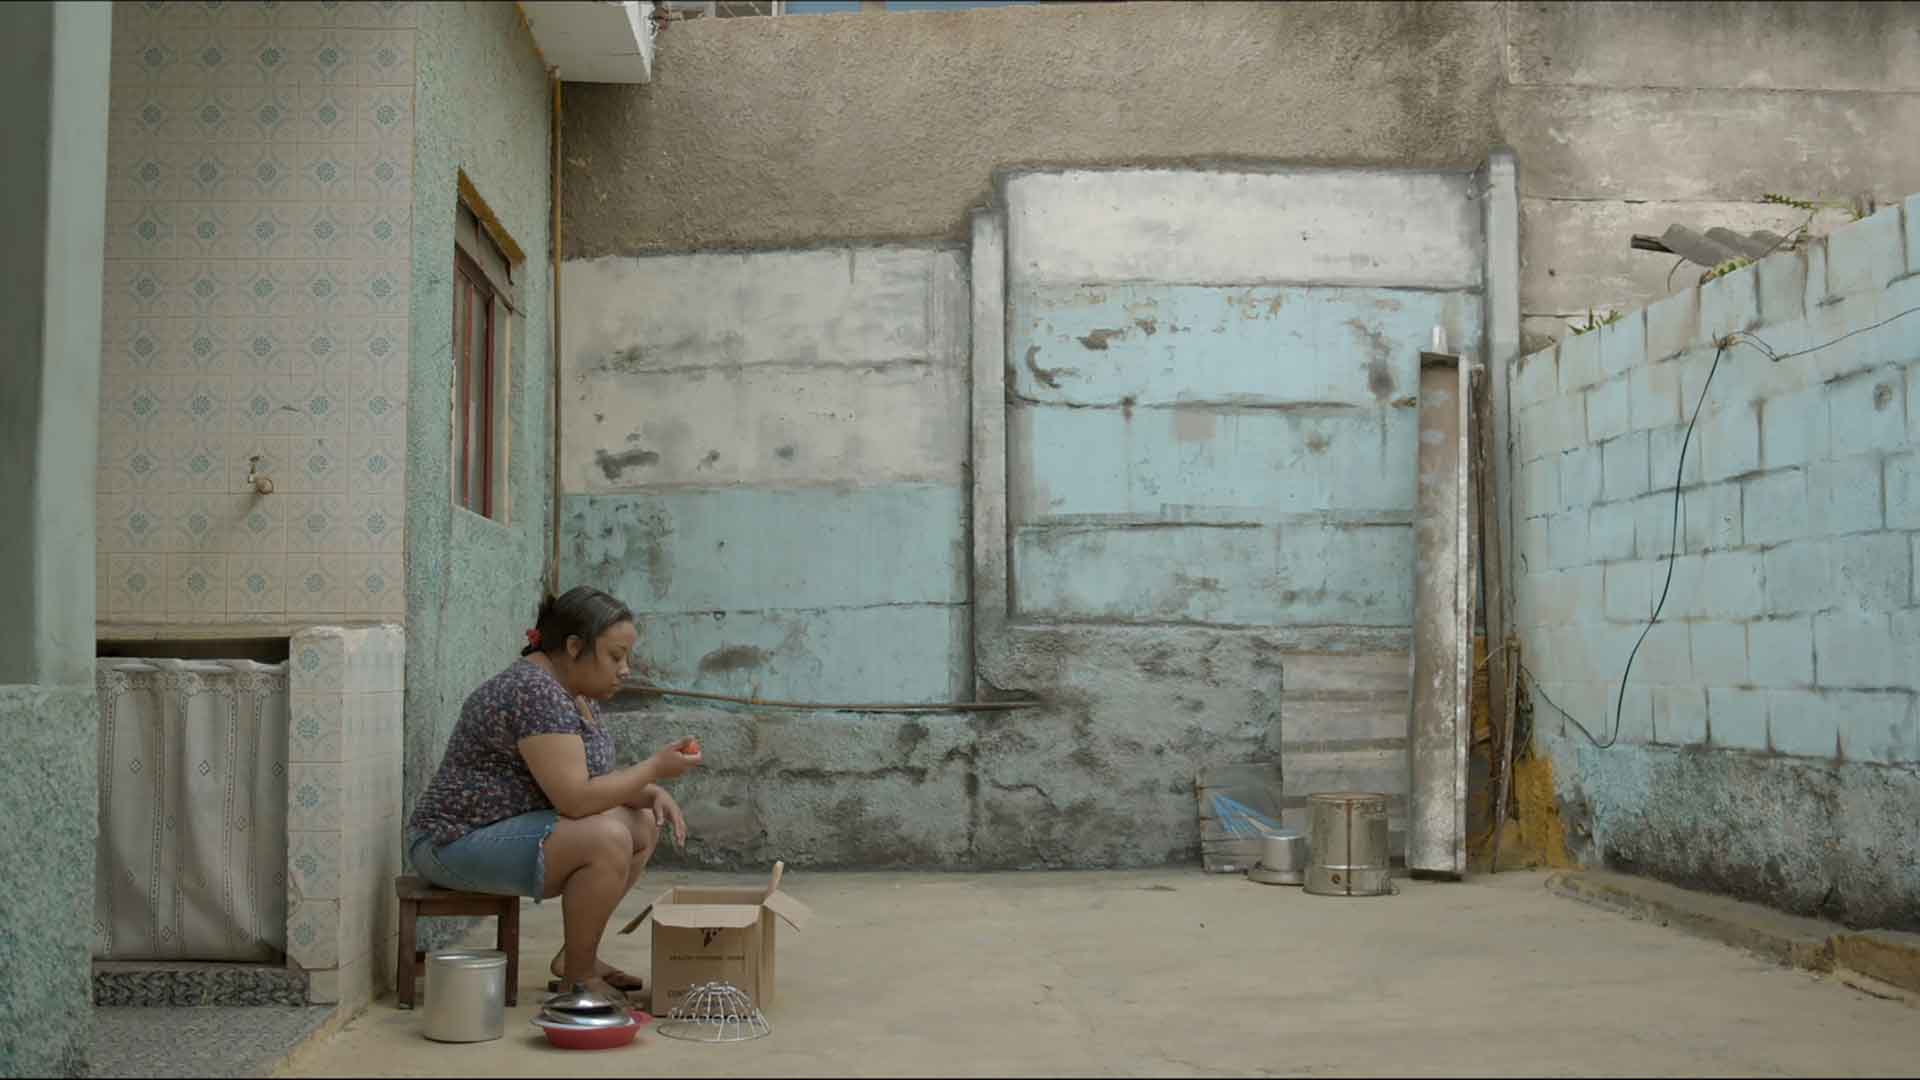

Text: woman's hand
xmin=649 ymin=787 xmax=687 ymax=850
xmin=647 ymin=736 xmax=703 ymax=781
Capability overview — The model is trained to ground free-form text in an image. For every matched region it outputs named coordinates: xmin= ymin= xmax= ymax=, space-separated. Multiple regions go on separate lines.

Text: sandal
xmin=548 ymin=957 xmax=646 ymax=996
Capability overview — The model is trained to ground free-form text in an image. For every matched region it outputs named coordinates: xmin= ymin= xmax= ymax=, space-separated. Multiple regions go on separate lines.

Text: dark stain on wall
xmin=698 ymin=644 xmax=772 ymax=675
xmin=595 ymin=446 xmax=660 ymax=480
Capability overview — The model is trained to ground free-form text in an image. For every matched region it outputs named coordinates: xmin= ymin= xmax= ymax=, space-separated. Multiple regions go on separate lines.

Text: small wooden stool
xmin=394 ymin=875 xmax=520 ymax=1009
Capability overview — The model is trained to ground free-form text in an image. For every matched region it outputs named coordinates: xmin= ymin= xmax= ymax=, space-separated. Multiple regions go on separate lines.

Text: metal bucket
xmin=1248 ymin=829 xmax=1307 ymax=886
xmin=1303 ymin=792 xmax=1393 ymax=897
xmin=422 ymin=949 xmax=508 ymax=1043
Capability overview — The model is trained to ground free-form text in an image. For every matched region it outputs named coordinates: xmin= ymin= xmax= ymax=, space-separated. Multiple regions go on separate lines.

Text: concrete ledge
xmin=1547 ymin=870 xmax=1836 ymax=972
xmin=1832 ymin=929 xmax=1920 ymax=995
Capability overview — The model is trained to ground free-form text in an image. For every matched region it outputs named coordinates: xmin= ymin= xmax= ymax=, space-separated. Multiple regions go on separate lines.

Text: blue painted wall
xmin=1514 ymin=198 xmax=1920 ymax=929
xmin=1009 ymin=283 xmax=1482 ymax=626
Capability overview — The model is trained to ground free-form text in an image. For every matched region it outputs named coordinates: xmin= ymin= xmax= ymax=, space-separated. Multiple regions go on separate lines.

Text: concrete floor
xmin=96 ymin=1005 xmax=334 ymax=1078
xmin=282 ymin=869 xmax=1920 ymax=1078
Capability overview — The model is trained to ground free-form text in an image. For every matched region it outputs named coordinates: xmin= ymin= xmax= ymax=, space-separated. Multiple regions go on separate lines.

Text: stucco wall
xmin=402 ymin=0 xmax=553 ymax=832
xmin=1511 ymin=197 xmax=1920 ymax=929
xmin=558 ymin=1 xmax=1920 ymax=354
xmin=0 ymin=3 xmax=109 ymax=1073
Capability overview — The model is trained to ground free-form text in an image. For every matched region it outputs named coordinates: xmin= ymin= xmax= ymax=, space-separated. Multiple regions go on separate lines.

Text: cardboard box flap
xmin=652 ymin=903 xmax=763 ymax=930
xmin=763 ymin=889 xmax=812 ymax=931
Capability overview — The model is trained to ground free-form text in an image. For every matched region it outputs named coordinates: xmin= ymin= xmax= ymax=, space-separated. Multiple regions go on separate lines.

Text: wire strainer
xmin=656 ymin=982 xmax=771 ymax=1043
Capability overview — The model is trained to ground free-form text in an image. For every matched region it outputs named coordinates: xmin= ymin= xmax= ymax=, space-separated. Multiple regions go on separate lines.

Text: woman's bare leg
xmin=538 ymin=810 xmax=635 ymax=990
xmin=545 ymin=806 xmax=660 ymax=983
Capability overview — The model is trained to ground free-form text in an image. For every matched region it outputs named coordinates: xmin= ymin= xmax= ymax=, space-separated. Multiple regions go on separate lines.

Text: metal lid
xmin=540 ymin=983 xmax=629 ymax=1028
xmin=426 ymin=949 xmax=507 ymax=969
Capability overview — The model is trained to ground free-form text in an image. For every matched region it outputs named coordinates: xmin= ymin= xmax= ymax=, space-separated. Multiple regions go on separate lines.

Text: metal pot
xmin=422 ymin=950 xmax=508 ymax=1043
xmin=1247 ymin=829 xmax=1307 ymax=886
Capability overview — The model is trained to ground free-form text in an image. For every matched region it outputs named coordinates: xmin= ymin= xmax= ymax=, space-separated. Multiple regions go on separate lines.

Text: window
xmin=453 ymin=192 xmax=519 ymax=521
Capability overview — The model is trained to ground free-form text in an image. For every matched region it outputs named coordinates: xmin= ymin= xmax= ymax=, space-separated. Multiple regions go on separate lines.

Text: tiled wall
xmin=98 ymin=0 xmax=415 ymax=626
xmin=286 ymin=624 xmax=403 ymax=1006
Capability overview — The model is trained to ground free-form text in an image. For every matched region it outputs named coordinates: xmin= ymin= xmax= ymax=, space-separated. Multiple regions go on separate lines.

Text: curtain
xmin=95 ymin=659 xmax=289 ymax=961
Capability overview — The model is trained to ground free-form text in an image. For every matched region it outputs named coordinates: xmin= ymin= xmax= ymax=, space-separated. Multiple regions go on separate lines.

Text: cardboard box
xmin=638 ymin=866 xmax=811 ymax=1016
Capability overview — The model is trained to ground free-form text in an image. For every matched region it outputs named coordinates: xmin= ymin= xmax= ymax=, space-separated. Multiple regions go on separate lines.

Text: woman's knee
xmin=554 ymin=810 xmax=635 ymax=863
xmin=628 ymin=808 xmax=659 ymax=856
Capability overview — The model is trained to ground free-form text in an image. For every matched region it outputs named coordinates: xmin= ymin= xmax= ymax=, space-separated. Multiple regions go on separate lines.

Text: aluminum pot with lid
xmin=538 ymin=984 xmax=633 ymax=1029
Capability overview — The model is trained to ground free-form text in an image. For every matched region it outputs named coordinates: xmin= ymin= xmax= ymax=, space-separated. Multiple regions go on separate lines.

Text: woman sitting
xmin=405 ymin=585 xmax=701 ymax=1002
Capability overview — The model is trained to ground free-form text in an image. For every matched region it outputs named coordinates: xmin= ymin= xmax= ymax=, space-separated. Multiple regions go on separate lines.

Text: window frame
xmin=451 ymin=196 xmax=519 ymax=523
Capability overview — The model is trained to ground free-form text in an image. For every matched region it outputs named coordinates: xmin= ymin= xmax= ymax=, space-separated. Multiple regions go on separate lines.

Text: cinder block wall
xmin=1512 ymin=195 xmax=1920 ymax=930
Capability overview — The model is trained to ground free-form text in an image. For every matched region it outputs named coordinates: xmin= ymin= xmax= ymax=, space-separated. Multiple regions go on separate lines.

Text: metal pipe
xmin=616 ymin=681 xmax=1041 ymax=713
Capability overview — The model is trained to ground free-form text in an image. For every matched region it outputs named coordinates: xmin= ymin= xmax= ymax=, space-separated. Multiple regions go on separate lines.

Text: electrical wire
xmin=1547 ymin=303 xmax=1920 ymax=750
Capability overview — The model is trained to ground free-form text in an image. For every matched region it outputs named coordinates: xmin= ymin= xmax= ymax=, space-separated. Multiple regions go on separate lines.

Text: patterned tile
xmin=103 ymin=261 xmax=175 ymax=324
xmin=117 ymin=27 xmax=181 ymax=84
xmin=228 ymin=553 xmax=287 ymax=614
xmin=286 ymin=552 xmax=351 ymax=612
xmin=302 ymin=29 xmax=357 ymax=84
xmin=344 ymin=492 xmax=402 ymax=553
xmin=290 ymin=630 xmax=348 ymax=692
xmin=295 ymin=205 xmax=352 ymax=259
xmin=164 ymin=552 xmax=227 ymax=617
xmin=169 ymin=433 xmax=231 ymax=492
xmin=235 ymin=260 xmax=297 ymax=318
xmin=232 ymin=143 xmax=295 ymax=200
xmin=294 ymin=143 xmax=355 ymax=201
xmin=241 ymin=28 xmax=302 ymax=84
xmin=108 ymin=554 xmax=170 ymax=618
xmin=352 ymin=203 xmax=409 ymax=260
xmin=166 ymin=492 xmax=225 ymax=553
xmin=290 ymin=319 xmax=351 ymax=375
xmin=347 ymin=555 xmax=403 ymax=616
xmin=285 ymin=495 xmax=348 ymax=552
xmin=108 ymin=142 xmax=179 ymax=202
xmin=175 ymin=27 xmax=242 ymax=83
xmin=115 ymin=89 xmax=176 ymax=144
xmin=107 ymin=203 xmax=178 ymax=261
xmin=287 ymin=436 xmax=348 ymax=493
xmin=285 ymin=895 xmax=339 ymax=969
xmin=358 ymin=90 xmax=410 ymax=144
xmin=230 ymin=376 xmax=289 ymax=434
xmin=294 ymin=261 xmax=353 ymax=318
xmin=296 ymin=85 xmax=357 ymax=142
xmin=99 ymin=492 xmax=171 ymax=553
xmin=352 ymin=142 xmax=407 ymax=202
xmin=176 ymin=259 xmax=238 ymax=318
xmin=224 ymin=492 xmax=288 ymax=553
xmin=235 ymin=204 xmax=296 ymax=257
xmin=348 ymin=367 xmax=404 ymax=435
xmin=345 ymin=434 xmax=402 ymax=493
xmin=178 ymin=85 xmax=246 ymax=143
xmin=285 ymin=373 xmax=349 ymax=435
xmin=355 ymin=1 xmax=418 ymax=30
xmin=180 ymin=146 xmax=232 ymax=199
xmin=229 ymin=436 xmax=292 ymax=495
xmin=357 ymin=29 xmax=413 ymax=86
xmin=354 ymin=318 xmax=406 ymax=373
xmin=288 ymin=827 xmax=342 ymax=897
xmin=104 ymin=318 xmax=172 ymax=375
xmin=232 ymin=318 xmax=293 ymax=375
xmin=100 ymin=433 xmax=172 ymax=494
xmin=350 ymin=259 xmax=407 ymax=318
xmin=171 ymin=318 xmax=232 ymax=374
xmin=169 ymin=375 xmax=228 ymax=433
xmin=177 ymin=203 xmax=234 ymax=259
xmin=102 ymin=374 xmax=172 ymax=435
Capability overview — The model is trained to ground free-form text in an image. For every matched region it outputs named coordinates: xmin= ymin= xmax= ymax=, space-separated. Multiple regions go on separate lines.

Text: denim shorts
xmin=408 ymin=810 xmax=558 ymax=900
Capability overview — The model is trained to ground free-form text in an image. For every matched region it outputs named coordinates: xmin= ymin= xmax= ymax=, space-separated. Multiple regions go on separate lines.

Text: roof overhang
xmin=520 ymin=1 xmax=656 ymax=84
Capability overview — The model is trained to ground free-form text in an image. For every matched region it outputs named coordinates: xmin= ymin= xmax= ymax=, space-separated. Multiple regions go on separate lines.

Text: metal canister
xmin=1303 ymin=792 xmax=1393 ymax=897
xmin=422 ymin=949 xmax=508 ymax=1043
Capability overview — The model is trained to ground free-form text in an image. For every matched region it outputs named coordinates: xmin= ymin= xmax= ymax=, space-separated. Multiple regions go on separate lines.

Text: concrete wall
xmin=0 ymin=2 xmax=110 ymax=1073
xmin=1512 ymin=197 xmax=1920 ymax=930
xmin=566 ymin=164 xmax=1500 ymax=866
xmin=558 ymin=1 xmax=1920 ymax=355
xmin=402 ymin=0 xmax=554 ymax=835
xmin=96 ymin=0 xmax=419 ymax=630
xmin=558 ymin=245 xmax=971 ymax=703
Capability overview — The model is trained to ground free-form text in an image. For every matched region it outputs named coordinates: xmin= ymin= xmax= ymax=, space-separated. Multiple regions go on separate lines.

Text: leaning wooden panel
xmin=1408 ymin=352 xmax=1471 ymax=878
